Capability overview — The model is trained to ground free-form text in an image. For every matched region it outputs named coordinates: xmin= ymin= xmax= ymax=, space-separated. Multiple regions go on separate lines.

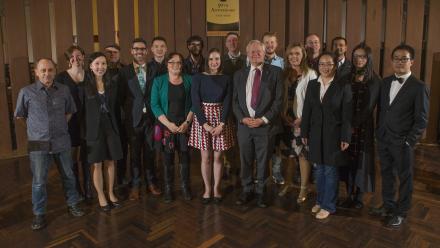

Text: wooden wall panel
xmin=346 ymin=0 xmax=363 ymax=59
xmin=426 ymin=53 xmax=440 ymax=142
xmin=174 ymin=0 xmax=191 ymax=54
xmin=97 ymin=0 xmax=115 ymax=48
xmin=238 ymin=0 xmax=254 ymax=53
xmin=157 ymin=0 xmax=175 ymax=53
xmin=365 ymin=0 xmax=382 ymax=74
xmin=405 ymin=0 xmax=424 ymax=79
xmin=326 ymin=0 xmax=343 ymax=49
xmin=0 ymin=25 xmax=12 ymax=155
xmin=308 ymin=0 xmax=324 ymax=41
xmin=288 ymin=0 xmax=305 ymax=44
xmin=118 ymin=0 xmax=135 ymax=64
xmin=53 ymin=0 xmax=73 ymax=71
xmin=191 ymin=0 xmax=207 ymax=56
xmin=76 ymin=0 xmax=94 ymax=54
xmin=425 ymin=0 xmax=440 ymax=87
xmin=4 ymin=0 xmax=30 ymax=154
xmin=270 ymin=0 xmax=286 ymax=56
xmin=29 ymin=0 xmax=52 ymax=60
xmin=254 ymin=0 xmax=269 ymax=41
xmin=138 ymin=0 xmax=155 ymax=42
xmin=383 ymin=0 xmax=404 ymax=76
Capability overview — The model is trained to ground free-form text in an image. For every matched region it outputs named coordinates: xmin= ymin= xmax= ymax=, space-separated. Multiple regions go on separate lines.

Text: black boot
xmin=180 ymin=162 xmax=191 ymax=201
xmin=163 ymin=154 xmax=175 ymax=203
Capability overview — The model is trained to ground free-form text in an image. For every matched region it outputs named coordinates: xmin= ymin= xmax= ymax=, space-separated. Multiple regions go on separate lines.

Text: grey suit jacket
xmin=232 ymin=63 xmax=284 ymax=135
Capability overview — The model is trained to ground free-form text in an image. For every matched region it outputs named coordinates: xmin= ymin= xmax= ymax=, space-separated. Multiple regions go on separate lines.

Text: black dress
xmin=55 ymin=71 xmax=84 ymax=147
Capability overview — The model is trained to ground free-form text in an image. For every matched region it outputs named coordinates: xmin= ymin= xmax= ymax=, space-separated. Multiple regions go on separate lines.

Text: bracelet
xmin=185 ymin=120 xmax=191 ymax=125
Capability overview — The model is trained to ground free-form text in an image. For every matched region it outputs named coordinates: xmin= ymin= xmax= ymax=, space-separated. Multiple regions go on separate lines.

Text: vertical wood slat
xmin=53 ymin=0 xmax=73 ymax=71
xmin=326 ymin=0 xmax=343 ymax=49
xmin=426 ymin=53 xmax=440 ymax=143
xmin=4 ymin=0 xmax=30 ymax=154
xmin=288 ymin=0 xmax=305 ymax=44
xmin=75 ymin=0 xmax=94 ymax=54
xmin=118 ymin=0 xmax=135 ymax=64
xmin=365 ymin=0 xmax=383 ymax=74
xmin=157 ymin=0 xmax=175 ymax=53
xmin=97 ymin=0 xmax=115 ymax=48
xmin=383 ymin=0 xmax=404 ymax=76
xmin=308 ymin=0 xmax=324 ymax=41
xmin=174 ymin=0 xmax=191 ymax=54
xmin=239 ymin=0 xmax=254 ymax=53
xmin=405 ymin=0 xmax=424 ymax=79
xmin=138 ymin=0 xmax=155 ymax=43
xmin=0 ymin=23 xmax=12 ymax=155
xmin=346 ymin=0 xmax=363 ymax=59
xmin=191 ymin=0 xmax=207 ymax=56
xmin=425 ymin=0 xmax=440 ymax=87
xmin=29 ymin=0 xmax=52 ymax=60
xmin=254 ymin=0 xmax=269 ymax=42
xmin=269 ymin=0 xmax=286 ymax=57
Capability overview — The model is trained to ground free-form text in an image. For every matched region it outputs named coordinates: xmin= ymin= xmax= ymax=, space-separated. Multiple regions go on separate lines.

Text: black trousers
xmin=117 ymin=127 xmax=128 ymax=185
xmin=237 ymin=125 xmax=275 ymax=194
xmin=377 ymin=139 xmax=414 ymax=216
xmin=129 ymin=124 xmax=157 ymax=188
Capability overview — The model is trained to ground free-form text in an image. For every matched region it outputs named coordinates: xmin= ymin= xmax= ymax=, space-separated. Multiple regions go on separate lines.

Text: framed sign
xmin=206 ymin=0 xmax=239 ymax=36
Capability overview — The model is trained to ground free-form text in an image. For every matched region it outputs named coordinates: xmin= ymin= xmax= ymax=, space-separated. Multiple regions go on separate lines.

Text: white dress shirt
xmin=295 ymin=69 xmax=317 ymax=118
xmin=245 ymin=64 xmax=268 ymax=123
xmin=318 ymin=76 xmax=335 ymax=102
xmin=389 ymin=72 xmax=411 ymax=104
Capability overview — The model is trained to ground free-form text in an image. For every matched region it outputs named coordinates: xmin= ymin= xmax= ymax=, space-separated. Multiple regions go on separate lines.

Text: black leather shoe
xmin=182 ymin=187 xmax=192 ymax=201
xmin=368 ymin=205 xmax=393 ymax=217
xmin=31 ymin=215 xmax=47 ymax=230
xmin=201 ymin=197 xmax=211 ymax=205
xmin=235 ymin=192 xmax=253 ymax=205
xmin=98 ymin=204 xmax=111 ymax=212
xmin=256 ymin=194 xmax=268 ymax=208
xmin=110 ymin=200 xmax=122 ymax=209
xmin=384 ymin=215 xmax=405 ymax=228
xmin=68 ymin=205 xmax=85 ymax=217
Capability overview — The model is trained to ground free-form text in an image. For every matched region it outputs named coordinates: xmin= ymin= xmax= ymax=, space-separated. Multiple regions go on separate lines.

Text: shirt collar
xmin=133 ymin=61 xmax=146 ymax=71
xmin=250 ymin=63 xmax=264 ymax=72
xmin=317 ymin=76 xmax=335 ymax=85
xmin=338 ymin=57 xmax=345 ymax=66
xmin=228 ymin=51 xmax=241 ymax=59
xmin=36 ymin=80 xmax=58 ymax=90
xmin=394 ymin=71 xmax=411 ymax=82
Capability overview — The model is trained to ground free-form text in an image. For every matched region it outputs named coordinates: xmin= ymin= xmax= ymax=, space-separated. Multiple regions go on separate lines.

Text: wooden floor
xmin=0 ymin=145 xmax=439 ymax=248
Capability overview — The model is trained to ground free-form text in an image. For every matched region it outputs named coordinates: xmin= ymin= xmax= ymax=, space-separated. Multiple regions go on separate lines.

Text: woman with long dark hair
xmin=84 ymin=52 xmax=123 ymax=212
xmin=339 ymin=43 xmax=381 ymax=209
xmin=301 ymin=52 xmax=352 ymax=219
xmin=188 ymin=48 xmax=234 ymax=204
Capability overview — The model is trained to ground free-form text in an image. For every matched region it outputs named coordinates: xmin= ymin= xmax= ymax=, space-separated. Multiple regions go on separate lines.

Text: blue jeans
xmin=29 ymin=150 xmax=80 ymax=215
xmin=315 ymin=164 xmax=339 ymax=213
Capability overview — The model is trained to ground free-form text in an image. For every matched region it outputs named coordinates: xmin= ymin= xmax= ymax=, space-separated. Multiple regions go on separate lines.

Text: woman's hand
xmin=341 ymin=142 xmax=349 ymax=151
xmin=203 ymin=123 xmax=213 ymax=132
xmin=177 ymin=122 xmax=190 ymax=133
xmin=302 ymin=138 xmax=308 ymax=145
xmin=210 ymin=123 xmax=224 ymax=136
xmin=167 ymin=122 xmax=179 ymax=133
xmin=293 ymin=118 xmax=301 ymax=128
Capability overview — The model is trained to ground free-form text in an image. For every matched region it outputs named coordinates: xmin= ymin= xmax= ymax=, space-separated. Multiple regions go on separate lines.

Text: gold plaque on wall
xmin=206 ymin=0 xmax=240 ymax=36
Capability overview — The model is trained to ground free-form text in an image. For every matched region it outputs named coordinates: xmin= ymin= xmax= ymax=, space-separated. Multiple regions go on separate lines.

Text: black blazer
xmin=222 ymin=54 xmax=247 ymax=77
xmin=301 ymin=78 xmax=352 ymax=166
xmin=336 ymin=59 xmax=352 ymax=80
xmin=376 ymin=74 xmax=429 ymax=146
xmin=83 ymin=77 xmax=120 ymax=141
xmin=119 ymin=64 xmax=157 ymax=129
xmin=232 ymin=64 xmax=284 ymax=135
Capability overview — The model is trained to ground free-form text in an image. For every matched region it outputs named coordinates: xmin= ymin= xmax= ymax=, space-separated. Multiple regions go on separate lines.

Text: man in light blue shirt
xmin=262 ymin=32 xmax=284 ymax=69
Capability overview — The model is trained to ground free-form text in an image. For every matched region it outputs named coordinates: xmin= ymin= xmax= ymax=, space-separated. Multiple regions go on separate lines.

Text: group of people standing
xmin=15 ymin=31 xmax=429 ymax=231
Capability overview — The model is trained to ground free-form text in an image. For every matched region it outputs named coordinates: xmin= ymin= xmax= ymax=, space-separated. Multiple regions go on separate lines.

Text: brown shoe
xmin=148 ymin=184 xmax=162 ymax=196
xmin=129 ymin=188 xmax=140 ymax=200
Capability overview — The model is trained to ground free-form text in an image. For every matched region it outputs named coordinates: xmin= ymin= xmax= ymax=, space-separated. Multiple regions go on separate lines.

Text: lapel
xmin=389 ymin=75 xmax=413 ymax=107
xmin=321 ymin=79 xmax=337 ymax=105
xmin=382 ymin=77 xmax=392 ymax=107
xmin=128 ymin=64 xmax=145 ymax=97
xmin=256 ymin=65 xmax=270 ymax=109
xmin=239 ymin=67 xmax=251 ymax=117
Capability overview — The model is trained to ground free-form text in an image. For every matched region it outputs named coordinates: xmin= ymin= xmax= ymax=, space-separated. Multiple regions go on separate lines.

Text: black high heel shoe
xmin=98 ymin=204 xmax=111 ymax=212
xmin=213 ymin=196 xmax=223 ymax=204
xmin=201 ymin=197 xmax=211 ymax=205
xmin=110 ymin=200 xmax=122 ymax=209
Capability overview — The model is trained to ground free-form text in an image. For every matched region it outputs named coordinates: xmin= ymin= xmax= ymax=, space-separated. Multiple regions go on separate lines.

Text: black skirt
xmin=87 ymin=113 xmax=123 ymax=163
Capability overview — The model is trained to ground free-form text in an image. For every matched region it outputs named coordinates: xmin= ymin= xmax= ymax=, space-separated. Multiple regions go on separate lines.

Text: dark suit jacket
xmin=119 ymin=63 xmax=157 ymax=131
xmin=301 ymin=78 xmax=352 ymax=166
xmin=232 ymin=64 xmax=284 ymax=135
xmin=376 ymin=74 xmax=429 ymax=147
xmin=83 ymin=77 xmax=120 ymax=141
xmin=222 ymin=54 xmax=247 ymax=77
xmin=336 ymin=59 xmax=352 ymax=80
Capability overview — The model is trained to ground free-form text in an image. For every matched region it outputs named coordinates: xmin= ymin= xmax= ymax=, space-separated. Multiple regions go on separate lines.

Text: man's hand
xmin=341 ymin=142 xmax=349 ymax=151
xmin=248 ymin=118 xmax=265 ymax=128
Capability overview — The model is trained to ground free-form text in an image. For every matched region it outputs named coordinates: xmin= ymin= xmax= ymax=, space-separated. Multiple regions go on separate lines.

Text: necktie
xmin=392 ymin=75 xmax=404 ymax=84
xmin=251 ymin=68 xmax=261 ymax=110
xmin=137 ymin=65 xmax=146 ymax=92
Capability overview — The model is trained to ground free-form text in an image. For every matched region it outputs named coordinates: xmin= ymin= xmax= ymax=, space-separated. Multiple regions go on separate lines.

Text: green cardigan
xmin=150 ymin=73 xmax=192 ymax=118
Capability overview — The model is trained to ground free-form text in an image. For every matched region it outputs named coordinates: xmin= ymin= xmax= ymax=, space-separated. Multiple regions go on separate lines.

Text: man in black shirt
xmin=222 ymin=32 xmax=247 ymax=76
xmin=331 ymin=36 xmax=351 ymax=79
xmin=147 ymin=36 xmax=168 ymax=76
xmin=183 ymin=35 xmax=205 ymax=75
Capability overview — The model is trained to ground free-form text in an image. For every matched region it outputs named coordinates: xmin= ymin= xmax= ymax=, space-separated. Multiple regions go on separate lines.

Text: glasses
xmin=392 ymin=57 xmax=411 ymax=63
xmin=318 ymin=63 xmax=334 ymax=67
xmin=168 ymin=61 xmax=182 ymax=65
xmin=189 ymin=42 xmax=202 ymax=47
xmin=353 ymin=54 xmax=367 ymax=59
xmin=132 ymin=47 xmax=147 ymax=51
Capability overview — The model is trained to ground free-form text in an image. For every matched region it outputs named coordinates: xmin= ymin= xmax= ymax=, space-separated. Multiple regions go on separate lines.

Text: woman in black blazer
xmin=301 ymin=52 xmax=352 ymax=219
xmin=339 ymin=43 xmax=381 ymax=209
xmin=84 ymin=52 xmax=123 ymax=212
